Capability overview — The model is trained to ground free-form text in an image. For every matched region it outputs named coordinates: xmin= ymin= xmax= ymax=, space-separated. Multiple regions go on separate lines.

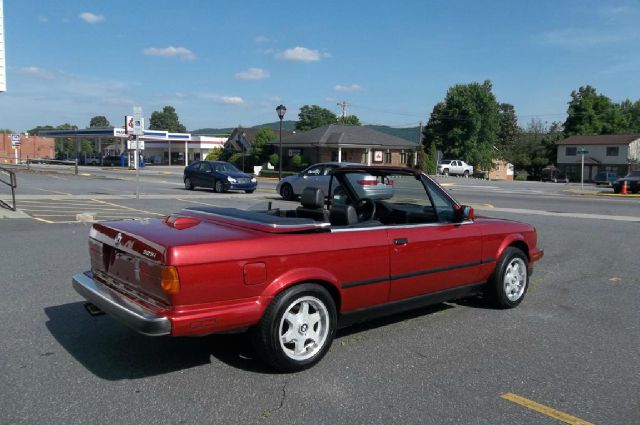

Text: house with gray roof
xmin=557 ymin=134 xmax=640 ymax=180
xmin=268 ymin=124 xmax=418 ymax=167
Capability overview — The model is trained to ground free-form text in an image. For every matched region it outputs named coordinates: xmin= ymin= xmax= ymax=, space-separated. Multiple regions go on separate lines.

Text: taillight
xmin=357 ymin=179 xmax=377 ymax=185
xmin=161 ymin=266 xmax=180 ymax=294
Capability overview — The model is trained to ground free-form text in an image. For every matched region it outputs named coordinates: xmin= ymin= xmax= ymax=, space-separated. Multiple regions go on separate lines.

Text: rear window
xmin=439 ymin=160 xmax=452 ymax=165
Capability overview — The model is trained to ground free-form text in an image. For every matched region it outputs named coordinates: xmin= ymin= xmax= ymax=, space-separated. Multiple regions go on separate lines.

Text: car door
xmin=200 ymin=162 xmax=215 ymax=188
xmin=386 ymin=176 xmax=483 ymax=301
xmin=292 ymin=165 xmax=324 ymax=195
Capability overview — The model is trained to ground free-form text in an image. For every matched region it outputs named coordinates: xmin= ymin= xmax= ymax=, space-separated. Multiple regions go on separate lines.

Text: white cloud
xmin=255 ymin=35 xmax=269 ymax=43
xmin=38 ymin=16 xmax=48 ymax=23
xmin=234 ymin=67 xmax=270 ymax=80
xmin=220 ymin=96 xmax=244 ymax=105
xmin=335 ymin=84 xmax=363 ymax=92
xmin=200 ymin=94 xmax=244 ymax=105
xmin=175 ymin=92 xmax=186 ymax=98
xmin=276 ymin=46 xmax=330 ymax=62
xmin=143 ymin=46 xmax=196 ymax=61
xmin=17 ymin=67 xmax=55 ymax=80
xmin=538 ymin=28 xmax=628 ymax=48
xmin=79 ymin=12 xmax=105 ymax=24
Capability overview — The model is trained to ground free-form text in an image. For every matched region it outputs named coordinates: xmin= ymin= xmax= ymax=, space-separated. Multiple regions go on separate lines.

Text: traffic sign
xmin=577 ymin=148 xmax=589 ymax=154
xmin=10 ymin=134 xmax=20 ymax=147
xmin=133 ymin=117 xmax=144 ymax=136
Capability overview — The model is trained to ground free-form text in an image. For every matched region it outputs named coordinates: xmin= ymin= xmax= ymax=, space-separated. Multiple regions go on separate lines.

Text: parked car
xmin=102 ymin=155 xmax=121 ymax=167
xmin=437 ymin=160 xmax=473 ymax=177
xmin=613 ymin=170 xmax=640 ymax=194
xmin=83 ymin=155 xmax=101 ymax=166
xmin=72 ymin=165 xmax=543 ymax=372
xmin=183 ymin=160 xmax=257 ymax=193
xmin=540 ymin=166 xmax=569 ymax=183
xmin=276 ymin=162 xmax=393 ymax=200
xmin=594 ymin=171 xmax=617 ymax=186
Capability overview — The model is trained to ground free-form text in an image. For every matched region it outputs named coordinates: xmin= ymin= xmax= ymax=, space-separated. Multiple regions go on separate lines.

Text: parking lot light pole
xmin=578 ymin=147 xmax=588 ymax=192
xmin=276 ymin=104 xmax=287 ymax=180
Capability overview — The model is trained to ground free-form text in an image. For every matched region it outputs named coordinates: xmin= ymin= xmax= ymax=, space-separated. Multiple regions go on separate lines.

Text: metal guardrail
xmin=0 ymin=165 xmax=17 ymax=211
xmin=26 ymin=158 xmax=78 ymax=175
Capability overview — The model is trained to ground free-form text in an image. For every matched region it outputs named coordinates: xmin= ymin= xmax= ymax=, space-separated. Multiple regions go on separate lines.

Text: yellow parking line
xmin=91 ymin=199 xmax=165 ymax=216
xmin=501 ymin=393 xmax=594 ymax=425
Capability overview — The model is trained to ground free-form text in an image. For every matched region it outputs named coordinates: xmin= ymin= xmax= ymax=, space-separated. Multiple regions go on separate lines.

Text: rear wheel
xmin=463 ymin=170 xmax=469 ymax=178
xmin=184 ymin=177 xmax=194 ymax=190
xmin=486 ymin=247 xmax=529 ymax=309
xmin=245 ymin=189 xmax=255 ymax=194
xmin=251 ymin=284 xmax=337 ymax=372
xmin=280 ymin=183 xmax=295 ymax=201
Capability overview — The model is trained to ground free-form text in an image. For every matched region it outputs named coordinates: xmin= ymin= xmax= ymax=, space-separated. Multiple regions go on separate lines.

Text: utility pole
xmin=337 ymin=101 xmax=350 ymax=119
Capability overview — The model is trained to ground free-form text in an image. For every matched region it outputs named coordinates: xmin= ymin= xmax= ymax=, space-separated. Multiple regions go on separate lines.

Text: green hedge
xmin=259 ymin=169 xmax=298 ymax=178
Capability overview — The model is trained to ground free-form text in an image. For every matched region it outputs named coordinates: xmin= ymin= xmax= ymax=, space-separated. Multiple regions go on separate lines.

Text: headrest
xmin=330 ymin=204 xmax=358 ymax=226
xmin=301 ymin=187 xmax=325 ymax=209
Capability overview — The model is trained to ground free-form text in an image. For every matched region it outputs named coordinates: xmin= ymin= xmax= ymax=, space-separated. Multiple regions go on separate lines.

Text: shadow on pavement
xmin=46 ymin=300 xmax=467 ymax=379
xmin=44 ymin=302 xmax=273 ymax=380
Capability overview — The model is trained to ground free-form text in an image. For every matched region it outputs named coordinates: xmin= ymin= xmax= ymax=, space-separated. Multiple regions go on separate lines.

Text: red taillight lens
xmin=357 ymin=179 xmax=377 ymax=186
xmin=161 ymin=266 xmax=180 ymax=294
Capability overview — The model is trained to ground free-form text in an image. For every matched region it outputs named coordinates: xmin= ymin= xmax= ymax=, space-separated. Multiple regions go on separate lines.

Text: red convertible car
xmin=72 ymin=166 xmax=543 ymax=372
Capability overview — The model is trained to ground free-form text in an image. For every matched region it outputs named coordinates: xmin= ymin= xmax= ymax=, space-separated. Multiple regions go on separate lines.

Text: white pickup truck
xmin=437 ymin=160 xmax=473 ymax=177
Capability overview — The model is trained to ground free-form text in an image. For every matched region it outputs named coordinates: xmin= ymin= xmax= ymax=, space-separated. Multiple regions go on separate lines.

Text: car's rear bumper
xmin=72 ymin=272 xmax=171 ymax=336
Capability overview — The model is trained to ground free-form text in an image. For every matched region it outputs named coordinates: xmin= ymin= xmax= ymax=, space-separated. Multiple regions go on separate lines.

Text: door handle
xmin=394 ymin=238 xmax=408 ymax=246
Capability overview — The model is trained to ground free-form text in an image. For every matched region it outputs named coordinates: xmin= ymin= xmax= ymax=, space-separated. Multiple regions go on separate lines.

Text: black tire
xmin=245 ymin=189 xmax=255 ymax=194
xmin=486 ymin=247 xmax=529 ymax=309
xmin=184 ymin=177 xmax=194 ymax=190
xmin=214 ymin=180 xmax=225 ymax=193
xmin=443 ymin=168 xmax=449 ymax=176
xmin=463 ymin=170 xmax=469 ymax=178
xmin=251 ymin=284 xmax=337 ymax=372
xmin=280 ymin=183 xmax=295 ymax=201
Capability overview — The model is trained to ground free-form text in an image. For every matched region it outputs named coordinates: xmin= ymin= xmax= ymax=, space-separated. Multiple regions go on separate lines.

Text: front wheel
xmin=280 ymin=183 xmax=295 ymax=201
xmin=443 ymin=168 xmax=449 ymax=176
xmin=251 ymin=284 xmax=337 ymax=372
xmin=486 ymin=247 xmax=529 ymax=309
xmin=214 ymin=180 xmax=225 ymax=193
xmin=245 ymin=189 xmax=255 ymax=194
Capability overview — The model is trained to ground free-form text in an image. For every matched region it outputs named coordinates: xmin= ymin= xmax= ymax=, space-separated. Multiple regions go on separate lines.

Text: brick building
xmin=0 ymin=133 xmax=55 ymax=164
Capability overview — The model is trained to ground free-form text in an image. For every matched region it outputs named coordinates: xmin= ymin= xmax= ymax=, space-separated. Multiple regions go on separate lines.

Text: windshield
xmin=216 ymin=163 xmax=240 ymax=173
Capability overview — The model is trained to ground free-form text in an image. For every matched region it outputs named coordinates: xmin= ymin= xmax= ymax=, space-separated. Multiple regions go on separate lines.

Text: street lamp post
xmin=276 ymin=104 xmax=287 ymax=180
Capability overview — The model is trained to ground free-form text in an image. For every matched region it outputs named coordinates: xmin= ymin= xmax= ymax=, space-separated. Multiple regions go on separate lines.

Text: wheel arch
xmin=261 ymin=268 xmax=342 ymax=313
xmin=497 ymin=235 xmax=529 ymax=262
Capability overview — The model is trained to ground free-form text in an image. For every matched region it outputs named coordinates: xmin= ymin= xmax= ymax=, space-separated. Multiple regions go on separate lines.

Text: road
xmin=0 ymin=166 xmax=638 ymax=424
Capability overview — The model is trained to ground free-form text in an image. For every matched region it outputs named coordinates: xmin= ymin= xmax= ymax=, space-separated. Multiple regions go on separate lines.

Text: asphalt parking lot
xmin=1 ymin=166 xmax=639 ymax=424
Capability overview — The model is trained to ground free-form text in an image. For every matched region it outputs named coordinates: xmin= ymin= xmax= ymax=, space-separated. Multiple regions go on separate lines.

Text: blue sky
xmin=1 ymin=0 xmax=639 ymax=132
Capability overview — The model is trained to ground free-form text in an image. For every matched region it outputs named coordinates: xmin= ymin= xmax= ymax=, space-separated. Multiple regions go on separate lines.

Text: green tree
xmin=415 ymin=144 xmax=429 ymax=171
xmin=337 ymin=115 xmax=361 ymax=126
xmin=563 ymin=85 xmax=622 ymax=136
xmin=89 ymin=116 xmax=110 ymax=128
xmin=427 ymin=143 xmax=437 ymax=174
xmin=496 ymin=103 xmax=519 ymax=162
xmin=291 ymin=154 xmax=303 ymax=170
xmin=296 ymin=105 xmax=338 ymax=131
xmin=252 ymin=128 xmax=276 ymax=164
xmin=205 ymin=148 xmax=223 ymax=161
xmin=149 ymin=106 xmax=187 ymax=133
xmin=511 ymin=119 xmax=554 ymax=178
xmin=269 ymin=153 xmax=279 ymax=167
xmin=423 ymin=80 xmax=499 ymax=170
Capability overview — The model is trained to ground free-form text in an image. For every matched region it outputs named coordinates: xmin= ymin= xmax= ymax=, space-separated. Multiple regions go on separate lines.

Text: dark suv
xmin=613 ymin=171 xmax=640 ymax=194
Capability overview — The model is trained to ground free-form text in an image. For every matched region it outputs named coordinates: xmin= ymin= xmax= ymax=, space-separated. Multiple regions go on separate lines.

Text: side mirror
xmin=454 ymin=205 xmax=474 ymax=222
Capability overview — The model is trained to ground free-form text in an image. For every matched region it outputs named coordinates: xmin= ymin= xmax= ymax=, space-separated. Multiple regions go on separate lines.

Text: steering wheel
xmin=355 ymin=198 xmax=376 ymax=222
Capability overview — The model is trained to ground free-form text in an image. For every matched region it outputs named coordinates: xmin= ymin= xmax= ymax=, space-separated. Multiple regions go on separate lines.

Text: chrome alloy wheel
xmin=278 ymin=295 xmax=329 ymax=361
xmin=503 ymin=257 xmax=527 ymax=302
